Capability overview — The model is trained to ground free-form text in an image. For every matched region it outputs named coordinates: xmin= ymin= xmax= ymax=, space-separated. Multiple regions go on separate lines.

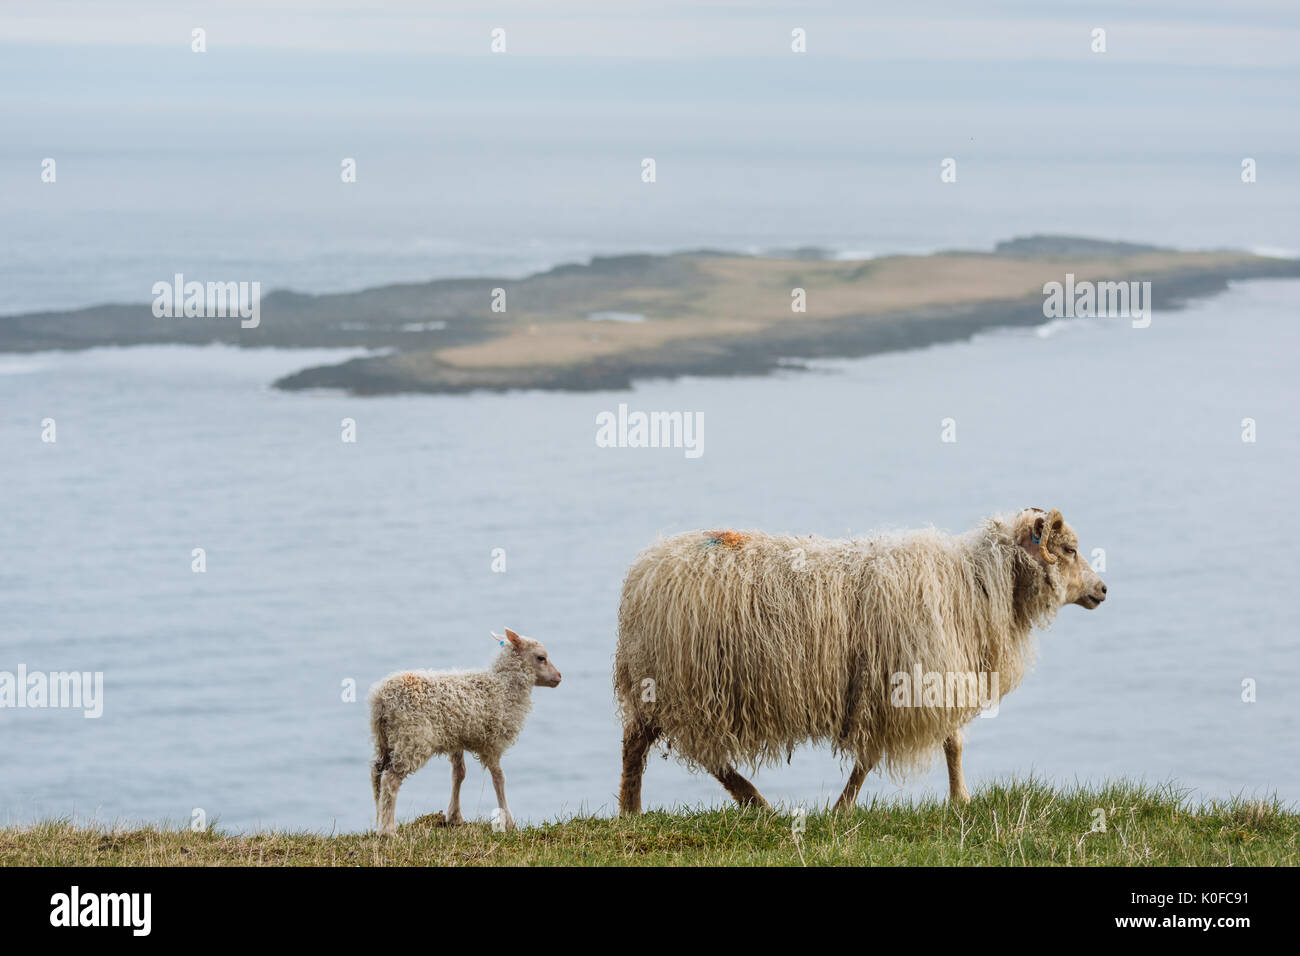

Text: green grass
xmin=3 ymin=780 xmax=1295 ymax=866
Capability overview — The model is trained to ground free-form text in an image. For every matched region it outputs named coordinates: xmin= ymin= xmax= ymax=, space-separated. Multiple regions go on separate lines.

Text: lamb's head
xmin=496 ymin=627 xmax=562 ymax=687
xmin=1013 ymin=507 xmax=1107 ymax=609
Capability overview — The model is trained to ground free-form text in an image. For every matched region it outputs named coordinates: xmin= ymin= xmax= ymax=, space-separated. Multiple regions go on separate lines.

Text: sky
xmin=1 ymin=0 xmax=1299 ymax=64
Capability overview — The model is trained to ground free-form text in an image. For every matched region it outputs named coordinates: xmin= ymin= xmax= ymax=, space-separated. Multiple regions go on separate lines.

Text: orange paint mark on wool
xmin=704 ymin=530 xmax=747 ymax=549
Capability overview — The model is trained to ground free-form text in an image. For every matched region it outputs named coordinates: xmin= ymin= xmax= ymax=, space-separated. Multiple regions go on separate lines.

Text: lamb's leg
xmin=944 ymin=731 xmax=971 ymax=804
xmin=378 ymin=768 xmax=406 ymax=836
xmin=712 ymin=766 xmax=771 ymax=809
xmin=371 ymin=751 xmax=389 ymax=828
xmin=487 ymin=761 xmax=516 ymax=832
xmin=446 ymin=750 xmax=466 ymax=825
xmin=619 ymin=722 xmax=660 ymax=816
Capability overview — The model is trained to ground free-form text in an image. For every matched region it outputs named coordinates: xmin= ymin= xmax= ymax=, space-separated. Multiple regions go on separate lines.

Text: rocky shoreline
xmin=4 ymin=236 xmax=1296 ymax=395
xmin=274 ymin=263 xmax=1297 ymax=394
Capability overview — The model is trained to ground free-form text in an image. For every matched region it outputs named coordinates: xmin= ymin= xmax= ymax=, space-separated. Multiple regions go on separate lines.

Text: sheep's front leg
xmin=487 ymin=761 xmax=516 ymax=831
xmin=446 ymin=751 xmax=466 ymax=825
xmin=944 ymin=731 xmax=971 ymax=804
xmin=378 ymin=768 xmax=406 ymax=836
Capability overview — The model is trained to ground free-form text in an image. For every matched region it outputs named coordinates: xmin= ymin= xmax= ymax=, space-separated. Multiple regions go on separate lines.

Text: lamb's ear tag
xmin=490 ymin=631 xmax=506 ymax=647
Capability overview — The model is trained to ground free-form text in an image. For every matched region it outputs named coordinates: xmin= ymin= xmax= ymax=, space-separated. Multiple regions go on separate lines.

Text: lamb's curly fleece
xmin=614 ymin=514 xmax=1064 ymax=777
xmin=370 ymin=646 xmax=535 ymax=778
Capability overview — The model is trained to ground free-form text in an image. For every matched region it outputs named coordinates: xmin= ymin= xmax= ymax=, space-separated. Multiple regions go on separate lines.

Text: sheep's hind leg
xmin=944 ymin=731 xmax=971 ymax=805
xmin=619 ymin=722 xmax=660 ymax=816
xmin=378 ymin=767 xmax=406 ymax=836
xmin=713 ymin=766 xmax=771 ymax=810
xmin=833 ymin=763 xmax=868 ymax=812
xmin=833 ymin=745 xmax=881 ymax=811
xmin=446 ymin=751 xmax=466 ymax=825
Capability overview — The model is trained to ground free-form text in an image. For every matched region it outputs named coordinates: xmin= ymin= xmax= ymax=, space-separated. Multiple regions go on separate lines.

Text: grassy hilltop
xmin=3 ymin=780 xmax=1295 ymax=866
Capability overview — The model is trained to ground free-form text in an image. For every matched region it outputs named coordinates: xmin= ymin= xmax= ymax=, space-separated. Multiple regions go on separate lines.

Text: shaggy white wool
xmin=614 ymin=515 xmax=1064 ymax=777
xmin=370 ymin=646 xmax=536 ymax=775
xmin=369 ymin=630 xmax=561 ymax=834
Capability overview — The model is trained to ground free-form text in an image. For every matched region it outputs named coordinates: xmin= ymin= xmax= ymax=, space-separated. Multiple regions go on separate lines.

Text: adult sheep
xmin=614 ymin=508 xmax=1106 ymax=813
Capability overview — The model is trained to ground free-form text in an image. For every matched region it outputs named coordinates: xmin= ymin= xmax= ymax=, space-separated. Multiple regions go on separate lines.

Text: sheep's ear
xmin=503 ymin=628 xmax=525 ymax=650
xmin=1038 ymin=509 xmax=1064 ymax=564
xmin=1017 ymin=512 xmax=1049 ymax=565
xmin=1021 ymin=508 xmax=1064 ymax=565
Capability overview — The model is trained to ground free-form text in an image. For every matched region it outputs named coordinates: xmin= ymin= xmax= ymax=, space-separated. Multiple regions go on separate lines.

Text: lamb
xmin=369 ymin=627 xmax=561 ymax=835
xmin=614 ymin=507 xmax=1107 ymax=814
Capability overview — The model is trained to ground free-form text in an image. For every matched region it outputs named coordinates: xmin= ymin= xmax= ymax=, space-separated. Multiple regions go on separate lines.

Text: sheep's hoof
xmin=445 ymin=814 xmax=465 ymax=827
xmin=951 ymin=790 xmax=972 ymax=806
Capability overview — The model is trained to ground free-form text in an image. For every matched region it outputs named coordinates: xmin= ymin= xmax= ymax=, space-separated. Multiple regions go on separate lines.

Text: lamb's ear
xmin=503 ymin=628 xmax=525 ymax=650
xmin=490 ymin=631 xmax=506 ymax=646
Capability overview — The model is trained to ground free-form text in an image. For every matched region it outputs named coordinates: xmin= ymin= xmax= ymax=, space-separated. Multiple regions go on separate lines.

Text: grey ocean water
xmin=2 ymin=279 xmax=1297 ymax=831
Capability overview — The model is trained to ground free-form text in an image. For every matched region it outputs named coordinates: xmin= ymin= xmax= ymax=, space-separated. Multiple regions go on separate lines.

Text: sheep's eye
xmin=1064 ymin=547 xmax=1076 ymax=556
xmin=536 ymin=655 xmax=545 ymax=662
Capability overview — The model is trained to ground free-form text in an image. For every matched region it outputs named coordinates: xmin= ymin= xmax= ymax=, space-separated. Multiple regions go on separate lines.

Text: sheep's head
xmin=1014 ymin=507 xmax=1107 ymax=609
xmin=497 ymin=627 xmax=562 ymax=687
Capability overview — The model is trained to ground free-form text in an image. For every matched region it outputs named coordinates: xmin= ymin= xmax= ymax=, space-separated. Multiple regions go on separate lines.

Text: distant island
xmin=4 ymin=236 xmax=1296 ymax=395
